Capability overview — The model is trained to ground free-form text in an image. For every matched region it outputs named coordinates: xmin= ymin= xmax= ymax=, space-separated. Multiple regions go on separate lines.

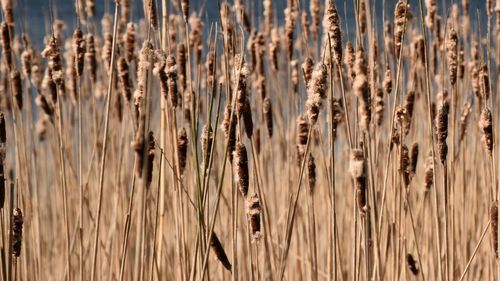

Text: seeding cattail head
xmin=181 ymin=0 xmax=189 ymax=21
xmin=21 ymin=48 xmax=31 ymax=79
xmin=480 ymin=64 xmax=490 ymax=101
xmin=407 ymin=254 xmax=419 ymax=275
xmin=446 ymin=27 xmax=458 ymax=85
xmin=210 ymin=233 xmax=232 ymax=272
xmin=0 ymin=113 xmax=5 ymax=144
xmin=263 ymin=0 xmax=273 ymax=34
xmin=12 ymin=208 xmax=23 ymax=257
xmin=359 ymin=1 xmax=367 ymax=34
xmin=269 ymin=28 xmax=280 ymax=70
xmin=221 ymin=103 xmax=237 ymax=159
xmin=177 ymin=43 xmax=187 ymax=92
xmin=134 ymin=41 xmax=154 ymax=111
xmin=177 ymin=128 xmax=188 ymax=176
xmin=263 ymin=97 xmax=273 ymax=138
xmin=409 ymin=142 xmax=419 ymax=181
xmin=144 ymin=0 xmax=158 ymax=29
xmin=35 ymin=94 xmax=53 ymax=118
xmin=384 ymin=65 xmax=392 ymax=95
xmin=85 ymin=33 xmax=97 ymax=82
xmin=323 ymin=0 xmax=343 ymax=64
xmin=42 ymin=36 xmax=65 ymax=91
xmin=117 ymin=57 xmax=132 ymax=104
xmin=491 ymin=202 xmax=498 ymax=258
xmin=146 ymin=132 xmax=155 ymax=185
xmin=402 ymin=91 xmax=415 ymax=135
xmin=72 ymin=27 xmax=86 ymax=77
xmin=424 ymin=151 xmax=434 ymax=189
xmin=233 ymin=142 xmax=249 ymax=198
xmin=345 ymin=41 xmax=355 ymax=80
xmin=374 ymin=86 xmax=384 ymax=126
xmin=394 ymin=1 xmax=410 ymax=58
xmin=10 ymin=70 xmax=22 ymax=110
xmin=201 ymin=125 xmax=213 ymax=171
xmin=459 ymin=102 xmax=471 ymax=142
xmin=296 ymin=115 xmax=309 ymax=166
xmin=306 ymin=63 xmax=328 ymax=123
xmin=350 ymin=149 xmax=365 ymax=179
xmin=284 ymin=2 xmax=296 ymax=60
xmin=1 ymin=0 xmax=13 ymax=29
xmin=307 ymin=154 xmax=317 ymax=193
xmin=0 ymin=22 xmax=11 ymax=70
xmin=479 ymin=107 xmax=493 ymax=155
xmin=124 ymin=23 xmax=136 ymax=63
xmin=353 ymin=48 xmax=371 ymax=130
xmin=400 ymin=144 xmax=410 ymax=186
xmin=302 ymin=57 xmax=314 ymax=88
xmin=246 ymin=193 xmax=262 ymax=241
xmin=436 ymin=101 xmax=449 ymax=163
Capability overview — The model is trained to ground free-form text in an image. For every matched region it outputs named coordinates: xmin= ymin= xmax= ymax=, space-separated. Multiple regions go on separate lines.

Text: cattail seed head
xmin=42 ymin=37 xmax=65 ymax=91
xmin=296 ymin=115 xmax=309 ymax=166
xmin=436 ymin=101 xmax=449 ymax=163
xmin=479 ymin=107 xmax=493 ymax=155
xmin=10 ymin=70 xmax=22 ymax=110
xmin=124 ymin=23 xmax=136 ymax=63
xmin=353 ymin=48 xmax=371 ymax=130
xmin=85 ymin=33 xmax=97 ymax=82
xmin=166 ymin=55 xmax=179 ymax=108
xmin=201 ymin=125 xmax=213 ymax=172
xmin=407 ymin=254 xmax=419 ymax=275
xmin=263 ymin=97 xmax=273 ymax=138
xmin=446 ymin=28 xmax=458 ymax=85
xmin=323 ymin=0 xmax=343 ymax=64
xmin=0 ymin=23 xmax=11 ymax=69
xmin=345 ymin=41 xmax=355 ymax=80
xmin=459 ymin=102 xmax=471 ymax=142
xmin=233 ymin=142 xmax=249 ymax=198
xmin=222 ymin=105 xmax=237 ymax=162
xmin=394 ymin=1 xmax=410 ymax=58
xmin=409 ymin=142 xmax=419 ymax=181
xmin=73 ymin=28 xmax=86 ymax=77
xmin=491 ymin=202 xmax=498 ymax=257
xmin=306 ymin=63 xmax=328 ymax=123
xmin=117 ymin=57 xmax=132 ymax=104
xmin=400 ymin=144 xmax=410 ymax=186
xmin=181 ymin=0 xmax=189 ymax=21
xmin=177 ymin=43 xmax=187 ymax=92
xmin=146 ymin=132 xmax=156 ymax=185
xmin=177 ymin=127 xmax=188 ymax=176
xmin=12 ymin=208 xmax=23 ymax=257
xmin=246 ymin=193 xmax=262 ymax=241
xmin=302 ymin=57 xmax=314 ymax=88
xmin=350 ymin=149 xmax=365 ymax=179
xmin=307 ymin=154 xmax=317 ymax=193
xmin=384 ymin=65 xmax=392 ymax=95
xmin=210 ymin=233 xmax=232 ymax=271
xmin=424 ymin=151 xmax=434 ymax=189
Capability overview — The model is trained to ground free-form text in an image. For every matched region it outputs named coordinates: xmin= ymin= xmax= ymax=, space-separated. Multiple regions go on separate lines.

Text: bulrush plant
xmin=0 ymin=0 xmax=499 ymax=280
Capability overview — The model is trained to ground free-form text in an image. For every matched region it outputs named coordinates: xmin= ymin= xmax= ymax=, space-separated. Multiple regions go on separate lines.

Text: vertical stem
xmin=90 ymin=2 xmax=119 ymax=280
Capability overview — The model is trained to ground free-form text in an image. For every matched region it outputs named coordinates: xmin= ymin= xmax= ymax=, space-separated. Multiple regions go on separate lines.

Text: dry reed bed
xmin=0 ymin=0 xmax=497 ymax=280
